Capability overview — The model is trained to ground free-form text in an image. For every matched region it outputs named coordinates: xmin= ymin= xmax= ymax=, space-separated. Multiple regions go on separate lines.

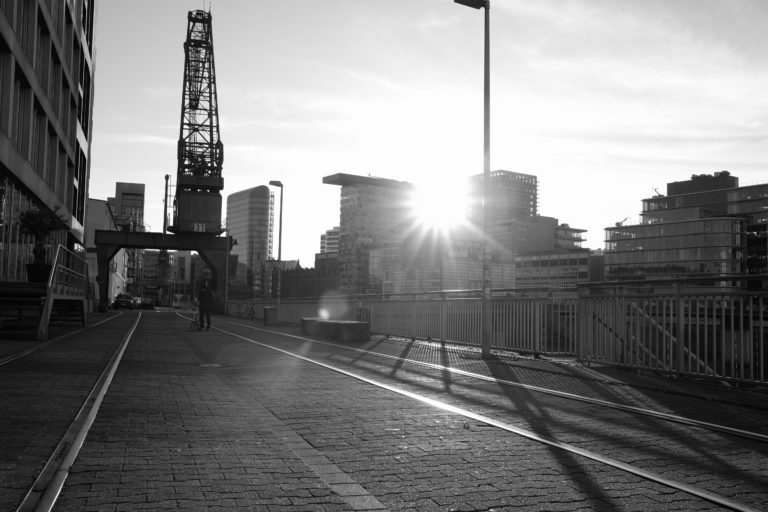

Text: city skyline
xmin=90 ymin=1 xmax=768 ymax=265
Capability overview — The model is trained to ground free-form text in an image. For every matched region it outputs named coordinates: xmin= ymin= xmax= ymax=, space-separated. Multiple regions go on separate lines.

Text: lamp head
xmin=454 ymin=0 xmax=487 ymax=9
xmin=269 ymin=180 xmax=283 ymax=188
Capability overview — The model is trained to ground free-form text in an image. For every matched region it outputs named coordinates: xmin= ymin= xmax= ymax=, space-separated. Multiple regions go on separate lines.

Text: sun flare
xmin=408 ymin=180 xmax=470 ymax=234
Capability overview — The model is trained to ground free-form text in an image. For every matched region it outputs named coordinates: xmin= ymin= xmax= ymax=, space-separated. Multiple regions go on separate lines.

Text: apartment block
xmin=226 ymin=185 xmax=274 ymax=297
xmin=0 ymin=0 xmax=95 ymax=281
xmin=605 ymin=171 xmax=768 ymax=285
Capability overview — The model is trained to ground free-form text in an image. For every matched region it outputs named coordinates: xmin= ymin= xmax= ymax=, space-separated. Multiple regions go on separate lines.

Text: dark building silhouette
xmin=605 ymin=171 xmax=768 ymax=284
xmin=1 ymin=0 xmax=95 ymax=282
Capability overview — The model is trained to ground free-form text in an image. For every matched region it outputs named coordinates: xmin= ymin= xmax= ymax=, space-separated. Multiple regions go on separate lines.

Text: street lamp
xmin=269 ymin=180 xmax=283 ymax=315
xmin=455 ymin=0 xmax=491 ymax=358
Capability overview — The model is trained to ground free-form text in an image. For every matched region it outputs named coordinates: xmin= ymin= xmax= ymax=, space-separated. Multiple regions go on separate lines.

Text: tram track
xmin=3 ymin=312 xmax=766 ymax=511
xmin=213 ymin=317 xmax=768 ymax=511
xmin=220 ymin=318 xmax=768 ymax=444
xmin=0 ymin=313 xmax=124 ymax=367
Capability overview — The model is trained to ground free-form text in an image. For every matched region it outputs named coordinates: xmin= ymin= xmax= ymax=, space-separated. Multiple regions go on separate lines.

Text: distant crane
xmin=169 ymin=9 xmax=224 ymax=235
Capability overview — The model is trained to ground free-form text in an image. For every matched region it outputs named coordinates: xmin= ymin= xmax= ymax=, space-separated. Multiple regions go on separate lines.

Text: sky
xmin=90 ymin=0 xmax=768 ymax=266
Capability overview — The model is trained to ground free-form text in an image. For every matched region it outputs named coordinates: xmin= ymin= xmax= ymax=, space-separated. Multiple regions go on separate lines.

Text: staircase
xmin=0 ymin=245 xmax=89 ymax=341
xmin=0 ymin=283 xmax=47 ymax=340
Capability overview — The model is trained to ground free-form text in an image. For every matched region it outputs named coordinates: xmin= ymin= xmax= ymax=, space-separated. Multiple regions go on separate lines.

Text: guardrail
xmin=581 ymin=290 xmax=767 ymax=384
xmin=226 ymin=283 xmax=768 ymax=385
xmin=37 ymin=245 xmax=89 ymax=341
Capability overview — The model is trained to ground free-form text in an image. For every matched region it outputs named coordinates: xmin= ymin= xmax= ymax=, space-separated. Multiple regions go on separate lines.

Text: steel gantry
xmin=171 ymin=9 xmax=224 ymax=235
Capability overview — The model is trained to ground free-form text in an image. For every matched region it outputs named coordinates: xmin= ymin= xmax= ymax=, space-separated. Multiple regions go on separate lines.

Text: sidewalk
xmin=1 ymin=312 xmax=766 ymax=511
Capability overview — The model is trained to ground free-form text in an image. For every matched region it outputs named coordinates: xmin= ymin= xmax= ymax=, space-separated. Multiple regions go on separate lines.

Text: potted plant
xmin=19 ymin=207 xmax=64 ymax=283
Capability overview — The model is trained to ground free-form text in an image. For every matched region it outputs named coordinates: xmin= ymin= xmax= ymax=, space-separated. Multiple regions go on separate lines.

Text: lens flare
xmin=408 ymin=180 xmax=470 ymax=234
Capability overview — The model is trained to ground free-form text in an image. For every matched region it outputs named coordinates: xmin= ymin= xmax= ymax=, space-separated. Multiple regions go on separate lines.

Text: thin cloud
xmin=96 ymin=133 xmax=176 ymax=146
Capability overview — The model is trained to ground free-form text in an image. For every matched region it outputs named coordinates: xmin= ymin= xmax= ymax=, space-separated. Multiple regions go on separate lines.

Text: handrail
xmin=37 ymin=245 xmax=89 ymax=341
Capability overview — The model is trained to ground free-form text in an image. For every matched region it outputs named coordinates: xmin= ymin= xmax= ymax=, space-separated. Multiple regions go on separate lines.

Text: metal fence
xmin=581 ymin=290 xmax=767 ymax=384
xmin=38 ymin=245 xmax=88 ymax=341
xmin=226 ymin=283 xmax=768 ymax=385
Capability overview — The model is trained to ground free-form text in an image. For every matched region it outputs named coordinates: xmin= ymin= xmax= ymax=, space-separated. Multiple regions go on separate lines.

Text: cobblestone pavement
xmin=1 ymin=311 xmax=766 ymax=511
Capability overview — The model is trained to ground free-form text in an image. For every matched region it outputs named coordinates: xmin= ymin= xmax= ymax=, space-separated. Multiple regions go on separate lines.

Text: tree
xmin=18 ymin=208 xmax=64 ymax=264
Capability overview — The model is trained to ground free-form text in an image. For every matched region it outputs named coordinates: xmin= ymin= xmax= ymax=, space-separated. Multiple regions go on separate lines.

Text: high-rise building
xmin=604 ymin=171 xmax=768 ymax=284
xmin=320 ymin=226 xmax=340 ymax=254
xmin=0 ymin=0 xmax=95 ymax=282
xmin=107 ymin=182 xmax=146 ymax=231
xmin=106 ymin=183 xmax=146 ymax=295
xmin=326 ymin=171 xmax=589 ymax=295
xmin=226 ymin=186 xmax=274 ymax=296
xmin=469 ymin=170 xmax=538 ymax=225
xmin=85 ymin=198 xmax=126 ymax=308
xmin=323 ymin=173 xmax=413 ymax=294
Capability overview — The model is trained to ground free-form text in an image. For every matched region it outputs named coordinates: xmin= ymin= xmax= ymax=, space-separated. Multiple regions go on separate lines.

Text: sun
xmin=408 ymin=180 xmax=470 ymax=234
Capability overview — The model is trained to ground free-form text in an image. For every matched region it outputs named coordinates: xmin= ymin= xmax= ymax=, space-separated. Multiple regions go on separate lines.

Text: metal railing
xmin=225 ymin=282 xmax=768 ymax=385
xmin=37 ymin=245 xmax=89 ymax=341
xmin=581 ymin=289 xmax=767 ymax=384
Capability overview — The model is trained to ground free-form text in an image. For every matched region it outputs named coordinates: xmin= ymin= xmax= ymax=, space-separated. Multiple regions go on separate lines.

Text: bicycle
xmin=189 ymin=312 xmax=199 ymax=331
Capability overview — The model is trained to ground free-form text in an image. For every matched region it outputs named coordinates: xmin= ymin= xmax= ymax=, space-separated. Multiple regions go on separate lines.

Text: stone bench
xmin=300 ymin=317 xmax=370 ymax=343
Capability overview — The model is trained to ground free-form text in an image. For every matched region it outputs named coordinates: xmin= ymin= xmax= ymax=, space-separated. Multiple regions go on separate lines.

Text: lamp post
xmin=455 ymin=0 xmax=491 ymax=358
xmin=269 ymin=180 xmax=283 ymax=316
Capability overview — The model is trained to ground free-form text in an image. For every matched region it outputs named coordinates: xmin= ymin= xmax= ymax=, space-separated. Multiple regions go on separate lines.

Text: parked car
xmin=112 ymin=293 xmax=136 ymax=310
xmin=138 ymin=297 xmax=156 ymax=310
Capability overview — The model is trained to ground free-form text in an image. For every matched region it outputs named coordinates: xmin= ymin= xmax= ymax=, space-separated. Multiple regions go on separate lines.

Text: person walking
xmin=197 ymin=281 xmax=214 ymax=331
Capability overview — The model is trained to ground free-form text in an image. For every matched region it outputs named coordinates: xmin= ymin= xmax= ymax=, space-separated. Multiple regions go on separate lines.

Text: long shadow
xmin=440 ymin=341 xmax=452 ymax=392
xmin=222 ymin=321 xmax=768 ymax=501
xmin=328 ymin=338 xmax=768 ymax=501
xmin=481 ymin=355 xmax=768 ymax=504
xmin=482 ymin=356 xmax=620 ymax=509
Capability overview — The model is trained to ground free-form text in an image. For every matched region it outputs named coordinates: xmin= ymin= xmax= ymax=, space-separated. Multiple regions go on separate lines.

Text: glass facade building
xmin=605 ymin=172 xmax=766 ymax=283
xmin=469 ymin=170 xmax=538 ymax=225
xmin=0 ymin=0 xmax=95 ymax=282
xmin=226 ymin=185 xmax=274 ymax=297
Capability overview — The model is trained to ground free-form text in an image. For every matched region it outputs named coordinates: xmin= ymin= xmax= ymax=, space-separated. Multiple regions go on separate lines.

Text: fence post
xmin=576 ymin=285 xmax=588 ymax=361
xmin=534 ymin=298 xmax=541 ymax=355
xmin=676 ymin=283 xmax=685 ymax=374
xmin=440 ymin=291 xmax=446 ymax=342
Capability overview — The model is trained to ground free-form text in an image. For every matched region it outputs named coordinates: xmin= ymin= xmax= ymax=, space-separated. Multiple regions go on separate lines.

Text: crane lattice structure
xmin=170 ymin=9 xmax=224 ymax=235
xmin=95 ymin=9 xmax=230 ymax=312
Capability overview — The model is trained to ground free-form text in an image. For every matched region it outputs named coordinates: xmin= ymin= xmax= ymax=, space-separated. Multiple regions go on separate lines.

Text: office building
xmin=368 ymin=226 xmax=515 ymax=295
xmin=226 ymin=185 xmax=274 ymax=296
xmin=107 ymin=182 xmax=145 ymax=231
xmin=106 ymin=182 xmax=145 ymax=295
xmin=323 ymin=173 xmax=413 ymax=295
xmin=320 ymin=226 xmax=340 ymax=254
xmin=604 ymin=171 xmax=768 ymax=284
xmin=0 ymin=0 xmax=95 ymax=282
xmin=326 ymin=170 xmax=590 ymax=295
xmin=85 ymin=198 xmax=126 ymax=309
xmin=469 ymin=170 xmax=538 ymax=225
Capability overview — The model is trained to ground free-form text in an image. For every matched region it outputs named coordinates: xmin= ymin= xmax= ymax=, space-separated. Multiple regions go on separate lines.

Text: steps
xmin=0 ymin=283 xmax=46 ymax=340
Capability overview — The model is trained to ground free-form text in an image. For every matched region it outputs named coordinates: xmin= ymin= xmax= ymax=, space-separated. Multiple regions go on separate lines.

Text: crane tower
xmin=170 ymin=10 xmax=224 ymax=234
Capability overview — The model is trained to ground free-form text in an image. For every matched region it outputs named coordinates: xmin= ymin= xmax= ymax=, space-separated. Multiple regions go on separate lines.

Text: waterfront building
xmin=326 ymin=170 xmax=590 ymax=295
xmin=323 ymin=173 xmax=413 ymax=295
xmin=106 ymin=182 xmax=146 ymax=295
xmin=469 ymin=170 xmax=538 ymax=225
xmin=320 ymin=226 xmax=340 ymax=254
xmin=0 ymin=0 xmax=95 ymax=282
xmin=604 ymin=171 xmax=768 ymax=284
xmin=226 ymin=186 xmax=274 ymax=297
xmin=85 ymin=198 xmax=126 ymax=309
xmin=107 ymin=182 xmax=145 ymax=231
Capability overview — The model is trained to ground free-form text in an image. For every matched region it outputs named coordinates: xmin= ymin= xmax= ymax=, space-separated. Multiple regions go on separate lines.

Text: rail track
xmin=1 ymin=312 xmax=765 ymax=511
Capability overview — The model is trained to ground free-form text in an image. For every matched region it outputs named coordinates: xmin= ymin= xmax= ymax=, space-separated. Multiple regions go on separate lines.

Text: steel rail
xmin=221 ymin=319 xmax=768 ymax=445
xmin=16 ymin=314 xmax=140 ymax=512
xmin=0 ymin=313 xmax=124 ymax=367
xmin=217 ymin=322 xmax=762 ymax=512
